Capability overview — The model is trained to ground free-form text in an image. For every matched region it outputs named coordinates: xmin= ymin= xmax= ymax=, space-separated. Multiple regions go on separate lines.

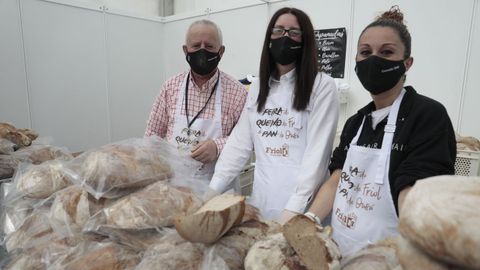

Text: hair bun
xmin=378 ymin=5 xmax=404 ymax=24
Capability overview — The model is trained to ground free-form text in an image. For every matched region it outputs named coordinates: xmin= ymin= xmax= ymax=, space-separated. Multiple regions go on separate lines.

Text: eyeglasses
xmin=271 ymin=27 xmax=302 ymax=38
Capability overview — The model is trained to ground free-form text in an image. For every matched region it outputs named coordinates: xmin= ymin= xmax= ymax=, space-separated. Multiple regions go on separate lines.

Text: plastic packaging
xmin=84 ymin=182 xmax=203 ymax=231
xmin=67 ymin=137 xmax=179 ymax=199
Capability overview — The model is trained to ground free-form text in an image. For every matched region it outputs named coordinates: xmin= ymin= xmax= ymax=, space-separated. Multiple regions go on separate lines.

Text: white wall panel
xmin=209 ymin=4 xmax=269 ymax=79
xmin=460 ymin=0 xmax=480 ymax=138
xmin=162 ymin=17 xmax=198 ymax=77
xmin=105 ymin=14 xmax=164 ymax=141
xmin=0 ymin=0 xmax=30 ymax=128
xmin=350 ymin=0 xmax=473 ymax=130
xmin=20 ymin=0 xmax=110 ymax=152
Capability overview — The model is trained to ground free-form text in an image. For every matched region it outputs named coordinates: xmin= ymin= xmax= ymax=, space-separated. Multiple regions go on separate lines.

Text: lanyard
xmin=184 ymin=72 xmax=220 ymax=128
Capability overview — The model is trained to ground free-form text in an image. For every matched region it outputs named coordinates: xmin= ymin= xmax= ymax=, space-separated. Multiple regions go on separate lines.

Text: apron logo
xmin=335 ymin=208 xmax=357 ymax=229
xmin=265 ymin=144 xmax=289 ymax=157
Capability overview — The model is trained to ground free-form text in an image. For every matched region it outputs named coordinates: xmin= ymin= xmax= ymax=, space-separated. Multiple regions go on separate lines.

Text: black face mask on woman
xmin=355 ymin=55 xmax=406 ymax=95
xmin=269 ymin=36 xmax=302 ymax=65
xmin=186 ymin=49 xmax=221 ymax=75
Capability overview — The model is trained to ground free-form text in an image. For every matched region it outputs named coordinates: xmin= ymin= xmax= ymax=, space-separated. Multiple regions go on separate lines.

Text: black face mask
xmin=355 ymin=55 xmax=406 ymax=95
xmin=269 ymin=36 xmax=302 ymax=65
xmin=186 ymin=49 xmax=221 ymax=75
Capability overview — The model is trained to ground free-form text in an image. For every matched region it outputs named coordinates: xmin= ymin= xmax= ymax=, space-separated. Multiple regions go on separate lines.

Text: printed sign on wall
xmin=314 ymin=27 xmax=347 ymax=78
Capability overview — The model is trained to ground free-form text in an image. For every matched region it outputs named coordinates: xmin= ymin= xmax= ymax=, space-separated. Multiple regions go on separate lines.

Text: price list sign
xmin=314 ymin=27 xmax=347 ymax=78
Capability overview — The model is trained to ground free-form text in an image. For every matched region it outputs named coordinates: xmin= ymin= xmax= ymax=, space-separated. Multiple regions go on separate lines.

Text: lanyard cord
xmin=184 ymin=72 xmax=220 ymax=128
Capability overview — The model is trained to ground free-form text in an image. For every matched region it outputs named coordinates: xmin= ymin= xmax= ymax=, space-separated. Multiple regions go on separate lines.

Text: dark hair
xmin=257 ymin=7 xmax=318 ymax=112
xmin=360 ymin=5 xmax=411 ymax=59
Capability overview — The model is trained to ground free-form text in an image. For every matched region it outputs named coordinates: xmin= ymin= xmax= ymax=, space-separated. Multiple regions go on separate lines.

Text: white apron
xmin=247 ymin=82 xmax=308 ymax=220
xmin=169 ymin=73 xmax=223 ymax=186
xmin=331 ymin=89 xmax=406 ymax=258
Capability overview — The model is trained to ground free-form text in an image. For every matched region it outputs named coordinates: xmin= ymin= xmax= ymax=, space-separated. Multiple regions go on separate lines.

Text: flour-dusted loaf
xmin=395 ymin=236 xmax=456 ymax=270
xmin=85 ymin=182 xmax=202 ymax=230
xmin=74 ymin=138 xmax=173 ymax=199
xmin=244 ymin=233 xmax=307 ymax=270
xmin=399 ymin=175 xmax=480 ymax=269
xmin=283 ymin=215 xmax=341 ymax=270
xmin=342 ymin=237 xmax=400 ymax=270
xmin=174 ymin=193 xmax=245 ymax=244
xmin=15 ymin=160 xmax=71 ymax=199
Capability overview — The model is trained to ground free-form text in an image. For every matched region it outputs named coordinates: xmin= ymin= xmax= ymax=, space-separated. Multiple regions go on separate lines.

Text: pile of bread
xmin=1 ymin=136 xmax=285 ymax=270
xmin=0 ymin=122 xmax=73 ymax=180
xmin=2 ymin=132 xmax=479 ymax=270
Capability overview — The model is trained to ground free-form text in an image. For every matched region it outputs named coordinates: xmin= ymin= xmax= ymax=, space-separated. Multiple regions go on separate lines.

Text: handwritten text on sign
xmin=314 ymin=28 xmax=347 ymax=78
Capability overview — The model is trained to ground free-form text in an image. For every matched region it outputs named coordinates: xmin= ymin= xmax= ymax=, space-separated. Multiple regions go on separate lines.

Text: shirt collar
xmin=189 ymin=69 xmax=220 ymax=92
xmin=268 ymin=68 xmax=296 ymax=87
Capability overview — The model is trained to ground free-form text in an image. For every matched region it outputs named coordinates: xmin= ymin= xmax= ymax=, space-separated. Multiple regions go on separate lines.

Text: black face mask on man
xmin=355 ymin=55 xmax=406 ymax=95
xmin=186 ymin=49 xmax=221 ymax=75
xmin=269 ymin=36 xmax=302 ymax=65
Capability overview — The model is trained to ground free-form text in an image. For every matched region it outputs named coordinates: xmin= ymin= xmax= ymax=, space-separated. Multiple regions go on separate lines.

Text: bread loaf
xmin=5 ymin=210 xmax=52 ymax=252
xmin=86 ymin=182 xmax=202 ymax=230
xmin=135 ymin=233 xmax=205 ymax=270
xmin=396 ymin=236 xmax=453 ymax=270
xmin=210 ymin=220 xmax=280 ymax=270
xmin=49 ymin=185 xmax=106 ymax=232
xmin=15 ymin=160 xmax=71 ymax=199
xmin=14 ymin=144 xmax=73 ymax=164
xmin=244 ymin=233 xmax=307 ymax=270
xmin=0 ymin=138 xmax=15 ymax=154
xmin=63 ymin=243 xmax=141 ymax=270
xmin=174 ymin=193 xmax=245 ymax=244
xmin=0 ymin=122 xmax=33 ymax=148
xmin=342 ymin=237 xmax=400 ymax=270
xmin=77 ymin=140 xmax=172 ymax=199
xmin=399 ymin=175 xmax=480 ymax=268
xmin=135 ymin=220 xmax=280 ymax=270
xmin=283 ymin=215 xmax=341 ymax=270
xmin=3 ymin=253 xmax=45 ymax=270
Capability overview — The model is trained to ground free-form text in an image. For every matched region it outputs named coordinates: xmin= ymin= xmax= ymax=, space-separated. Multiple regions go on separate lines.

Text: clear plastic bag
xmin=59 ymin=242 xmax=141 ymax=270
xmin=84 ymin=181 xmax=203 ymax=231
xmin=48 ymin=185 xmax=108 ymax=236
xmin=0 ymin=138 xmax=15 ymax=155
xmin=11 ymin=143 xmax=73 ymax=165
xmin=67 ymin=137 xmax=181 ymax=199
xmin=135 ymin=231 xmax=206 ymax=270
xmin=13 ymin=160 xmax=73 ymax=199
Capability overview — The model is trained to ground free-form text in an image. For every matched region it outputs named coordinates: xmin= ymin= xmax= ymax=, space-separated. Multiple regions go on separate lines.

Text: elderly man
xmin=145 ymin=19 xmax=247 ymax=189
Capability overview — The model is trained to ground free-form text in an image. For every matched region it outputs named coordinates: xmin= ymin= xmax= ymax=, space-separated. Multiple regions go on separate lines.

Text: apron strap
xmin=374 ymin=88 xmax=406 ymax=184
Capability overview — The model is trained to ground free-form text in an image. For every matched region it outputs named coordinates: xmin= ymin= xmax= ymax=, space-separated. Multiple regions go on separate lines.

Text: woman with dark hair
xmin=208 ymin=7 xmax=339 ymax=223
xmin=303 ymin=6 xmax=456 ymax=257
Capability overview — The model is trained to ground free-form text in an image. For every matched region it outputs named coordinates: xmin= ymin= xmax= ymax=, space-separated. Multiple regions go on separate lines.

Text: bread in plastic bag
xmin=69 ymin=137 xmax=175 ymax=199
xmin=0 ymin=138 xmax=16 ymax=155
xmin=84 ymin=181 xmax=202 ymax=231
xmin=61 ymin=242 xmax=141 ymax=270
xmin=2 ymin=252 xmax=45 ymax=270
xmin=12 ymin=143 xmax=73 ymax=165
xmin=0 ymin=144 xmax=73 ymax=180
xmin=14 ymin=160 xmax=72 ymax=199
xmin=4 ymin=209 xmax=53 ymax=252
xmin=135 ymin=231 xmax=206 ymax=270
xmin=49 ymin=185 xmax=107 ymax=235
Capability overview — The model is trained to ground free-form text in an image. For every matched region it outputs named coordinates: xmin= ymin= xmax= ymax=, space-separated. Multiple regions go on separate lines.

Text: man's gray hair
xmin=185 ymin=19 xmax=223 ymax=45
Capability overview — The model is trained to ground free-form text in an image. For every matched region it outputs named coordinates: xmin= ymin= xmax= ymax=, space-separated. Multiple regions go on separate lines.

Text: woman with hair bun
xmin=304 ymin=6 xmax=456 ymax=257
